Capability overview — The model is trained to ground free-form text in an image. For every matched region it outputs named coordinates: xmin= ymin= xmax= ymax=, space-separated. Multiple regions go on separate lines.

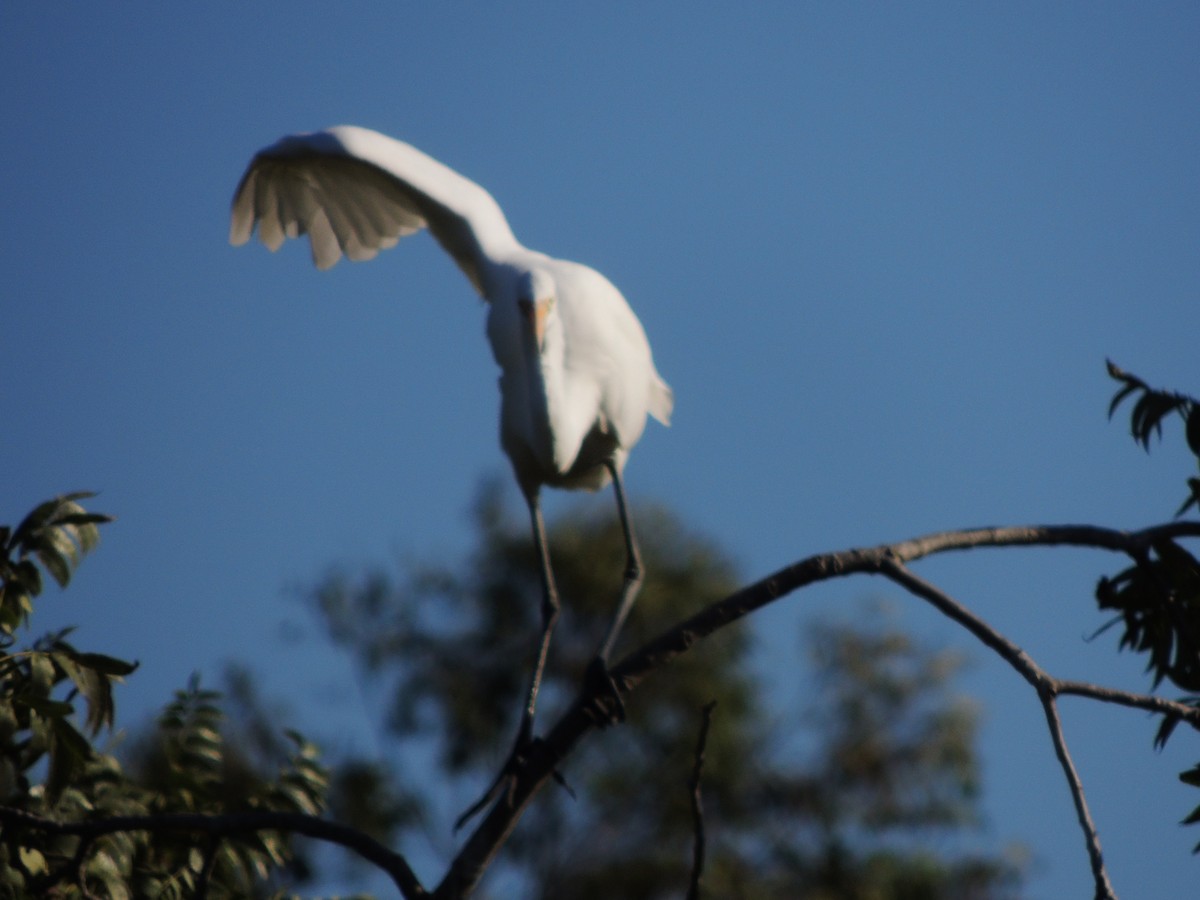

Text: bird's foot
xmin=583 ymin=657 xmax=627 ymax=726
xmin=454 ymin=721 xmax=534 ymax=831
xmin=454 ymin=720 xmax=575 ymax=831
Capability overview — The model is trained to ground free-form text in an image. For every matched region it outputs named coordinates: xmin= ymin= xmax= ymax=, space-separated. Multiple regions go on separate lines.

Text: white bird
xmin=230 ymin=125 xmax=672 ymax=779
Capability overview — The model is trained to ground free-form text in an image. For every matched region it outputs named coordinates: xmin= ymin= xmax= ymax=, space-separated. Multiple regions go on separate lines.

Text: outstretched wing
xmin=230 ymin=126 xmax=520 ymax=296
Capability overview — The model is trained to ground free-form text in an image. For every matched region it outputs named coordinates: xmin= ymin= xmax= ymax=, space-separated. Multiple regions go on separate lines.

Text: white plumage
xmin=231 ymin=126 xmax=671 ymax=494
xmin=231 ymin=126 xmax=671 ymax=800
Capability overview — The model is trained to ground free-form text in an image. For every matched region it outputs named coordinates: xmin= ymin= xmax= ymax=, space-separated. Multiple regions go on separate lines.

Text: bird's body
xmin=490 ymin=256 xmax=671 ymax=496
xmin=231 ymin=126 xmax=670 ymax=818
xmin=230 ymin=126 xmax=671 ymax=497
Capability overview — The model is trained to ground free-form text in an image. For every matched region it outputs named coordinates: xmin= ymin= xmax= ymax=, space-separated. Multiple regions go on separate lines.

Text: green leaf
xmin=28 ymin=652 xmax=55 ymax=696
xmin=74 ymin=652 xmax=139 ymax=677
xmin=17 ymin=846 xmax=47 ymax=876
xmin=15 ymin=696 xmax=75 ymax=719
xmin=46 ymin=521 xmax=83 ymax=565
xmin=1096 ymin=540 xmax=1200 ymax=692
xmin=53 ymin=715 xmax=93 ymax=759
xmin=13 ymin=559 xmax=42 ymax=599
xmin=1106 ymin=365 xmax=1199 ymax=517
xmin=47 ymin=511 xmax=113 ymax=527
xmin=54 ymin=652 xmax=116 ymax=735
xmin=85 ymin=848 xmax=130 ymax=900
xmin=12 ymin=498 xmax=68 ymax=546
xmin=0 ymin=593 xmax=28 ymax=634
xmin=1176 ymin=478 xmax=1200 ymax=519
xmin=33 ymin=544 xmax=71 ymax=589
xmin=1131 ymin=392 xmax=1184 ymax=448
xmin=1155 ymin=713 xmax=1182 ymax=750
xmin=46 ymin=717 xmax=92 ymax=804
xmin=3 ymin=495 xmax=111 ymax=612
xmin=1108 ymin=382 xmax=1140 ymax=419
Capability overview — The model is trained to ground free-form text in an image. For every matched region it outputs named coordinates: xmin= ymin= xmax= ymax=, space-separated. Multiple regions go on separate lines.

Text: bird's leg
xmin=585 ymin=461 xmax=643 ymax=724
xmin=596 ymin=462 xmax=643 ymax=661
xmin=455 ymin=491 xmax=562 ymax=830
xmin=521 ymin=491 xmax=562 ymax=742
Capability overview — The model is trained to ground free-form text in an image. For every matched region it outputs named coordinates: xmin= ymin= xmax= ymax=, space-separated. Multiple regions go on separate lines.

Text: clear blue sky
xmin=4 ymin=4 xmax=1198 ymax=896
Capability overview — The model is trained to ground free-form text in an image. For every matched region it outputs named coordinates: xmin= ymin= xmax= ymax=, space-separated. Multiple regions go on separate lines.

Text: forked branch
xmin=8 ymin=520 xmax=1198 ymax=899
xmin=880 ymin=559 xmax=1118 ymax=900
xmin=441 ymin=520 xmax=1200 ymax=898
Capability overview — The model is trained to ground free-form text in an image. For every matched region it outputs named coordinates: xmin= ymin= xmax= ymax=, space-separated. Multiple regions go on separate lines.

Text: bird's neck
xmin=525 ymin=339 xmax=566 ymax=469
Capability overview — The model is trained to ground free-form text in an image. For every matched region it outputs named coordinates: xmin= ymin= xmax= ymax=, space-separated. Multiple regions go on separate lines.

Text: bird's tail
xmin=649 ymin=373 xmax=674 ymax=426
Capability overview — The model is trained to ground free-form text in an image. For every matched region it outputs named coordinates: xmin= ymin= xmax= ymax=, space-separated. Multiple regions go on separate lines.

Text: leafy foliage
xmin=0 ymin=495 xmax=131 ymax=820
xmin=308 ymin=481 xmax=1025 ymax=898
xmin=1096 ymin=539 xmax=1200 ymax=692
xmin=128 ymin=677 xmax=330 ymax=899
xmin=0 ymin=495 xmax=331 ymax=897
xmin=1107 ymin=360 xmax=1200 ymax=516
xmin=0 ymin=492 xmax=112 ymax=638
xmin=1103 ymin=363 xmax=1200 ymax=847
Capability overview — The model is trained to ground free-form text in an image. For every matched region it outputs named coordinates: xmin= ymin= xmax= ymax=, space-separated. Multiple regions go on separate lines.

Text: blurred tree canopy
xmin=5 ymin=362 xmax=1198 ymax=896
xmin=0 ymin=487 xmax=1026 ymax=898
xmin=306 ymin=481 xmax=1026 ymax=898
xmin=0 ymin=495 xmax=328 ymax=898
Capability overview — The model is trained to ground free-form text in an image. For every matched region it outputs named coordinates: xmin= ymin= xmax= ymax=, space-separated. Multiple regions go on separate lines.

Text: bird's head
xmin=516 ymin=269 xmax=557 ymax=352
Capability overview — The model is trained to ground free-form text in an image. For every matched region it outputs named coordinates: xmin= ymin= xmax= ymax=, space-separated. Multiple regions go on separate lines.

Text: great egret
xmin=230 ymin=125 xmax=672 ymax=783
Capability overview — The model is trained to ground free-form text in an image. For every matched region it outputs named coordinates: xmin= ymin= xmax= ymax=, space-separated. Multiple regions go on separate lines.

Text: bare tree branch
xmin=877 ymin=558 xmax=1051 ymax=693
xmin=10 ymin=519 xmax=1198 ymax=898
xmin=686 ymin=701 xmax=717 ymax=900
xmin=1055 ymin=680 xmax=1199 ymax=720
xmin=879 ymin=558 xmax=1119 ymax=899
xmin=1041 ymin=694 xmax=1118 ymax=900
xmin=440 ymin=520 xmax=1199 ymax=897
xmin=0 ymin=806 xmax=428 ymax=900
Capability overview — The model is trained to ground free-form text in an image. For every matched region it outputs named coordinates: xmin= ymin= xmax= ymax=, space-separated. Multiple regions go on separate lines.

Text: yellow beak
xmin=520 ymin=298 xmax=551 ymax=348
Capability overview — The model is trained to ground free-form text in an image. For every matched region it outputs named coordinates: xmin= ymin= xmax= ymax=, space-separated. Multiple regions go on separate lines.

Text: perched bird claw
xmin=584 ymin=657 xmax=627 ymax=726
xmin=454 ymin=728 xmax=533 ymax=831
xmin=454 ymin=729 xmax=574 ymax=831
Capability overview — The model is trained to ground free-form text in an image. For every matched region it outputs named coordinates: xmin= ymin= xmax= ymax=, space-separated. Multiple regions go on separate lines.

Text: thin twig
xmin=1056 ymin=680 xmax=1200 ymax=725
xmin=878 ymin=558 xmax=1117 ymax=900
xmin=1041 ymin=694 xmax=1118 ymax=900
xmin=877 ymin=557 xmax=1050 ymax=692
xmin=686 ymin=701 xmax=717 ymax=900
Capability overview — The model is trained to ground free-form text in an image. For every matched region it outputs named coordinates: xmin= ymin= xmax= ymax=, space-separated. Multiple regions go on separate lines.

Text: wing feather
xmin=230 ymin=126 xmax=521 ymax=295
